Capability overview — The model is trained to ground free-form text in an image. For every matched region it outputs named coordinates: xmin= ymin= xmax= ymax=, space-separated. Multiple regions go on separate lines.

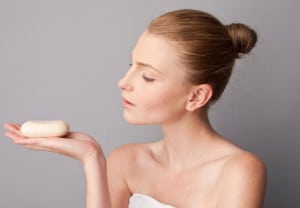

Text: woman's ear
xmin=185 ymin=84 xmax=213 ymax=111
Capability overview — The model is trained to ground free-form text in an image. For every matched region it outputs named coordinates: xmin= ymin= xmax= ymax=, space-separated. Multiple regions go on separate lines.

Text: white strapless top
xmin=129 ymin=193 xmax=175 ymax=208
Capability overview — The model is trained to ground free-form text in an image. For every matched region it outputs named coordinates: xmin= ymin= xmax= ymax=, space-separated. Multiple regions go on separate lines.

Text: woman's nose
xmin=118 ymin=70 xmax=133 ymax=91
xmin=118 ymin=77 xmax=126 ymax=90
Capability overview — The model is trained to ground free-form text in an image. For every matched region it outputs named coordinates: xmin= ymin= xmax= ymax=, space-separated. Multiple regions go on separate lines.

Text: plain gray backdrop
xmin=1 ymin=0 xmax=299 ymax=207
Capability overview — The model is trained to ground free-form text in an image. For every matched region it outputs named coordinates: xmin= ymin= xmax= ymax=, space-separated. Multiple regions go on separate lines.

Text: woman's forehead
xmin=132 ymin=32 xmax=184 ymax=72
xmin=131 ymin=32 xmax=189 ymax=85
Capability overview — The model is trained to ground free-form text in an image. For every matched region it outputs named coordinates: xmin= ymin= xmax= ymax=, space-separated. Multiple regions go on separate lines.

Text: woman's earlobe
xmin=185 ymin=84 xmax=213 ymax=111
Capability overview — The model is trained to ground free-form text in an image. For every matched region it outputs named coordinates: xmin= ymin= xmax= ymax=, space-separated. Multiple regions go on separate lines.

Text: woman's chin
xmin=123 ymin=112 xmax=152 ymax=125
xmin=123 ymin=116 xmax=145 ymax=125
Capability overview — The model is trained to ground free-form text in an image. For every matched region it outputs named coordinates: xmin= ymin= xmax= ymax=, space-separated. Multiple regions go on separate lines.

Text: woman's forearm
xmin=83 ymin=152 xmax=111 ymax=208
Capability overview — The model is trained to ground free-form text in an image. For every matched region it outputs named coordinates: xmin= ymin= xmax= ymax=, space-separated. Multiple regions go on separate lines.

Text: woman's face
xmin=118 ymin=31 xmax=193 ymax=125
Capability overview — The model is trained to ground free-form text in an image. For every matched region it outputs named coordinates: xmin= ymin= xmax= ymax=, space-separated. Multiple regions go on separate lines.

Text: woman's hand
xmin=3 ymin=123 xmax=105 ymax=165
xmin=4 ymin=123 xmax=112 ymax=207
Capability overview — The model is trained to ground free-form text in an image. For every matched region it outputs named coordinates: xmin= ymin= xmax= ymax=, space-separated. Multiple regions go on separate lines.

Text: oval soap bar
xmin=20 ymin=120 xmax=69 ymax=137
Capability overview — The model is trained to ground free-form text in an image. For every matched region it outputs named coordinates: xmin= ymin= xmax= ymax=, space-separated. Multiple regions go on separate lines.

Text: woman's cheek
xmin=141 ymin=89 xmax=168 ymax=111
xmin=142 ymin=91 xmax=184 ymax=120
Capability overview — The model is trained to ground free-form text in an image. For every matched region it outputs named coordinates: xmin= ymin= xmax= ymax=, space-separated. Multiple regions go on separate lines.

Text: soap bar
xmin=20 ymin=120 xmax=69 ymax=137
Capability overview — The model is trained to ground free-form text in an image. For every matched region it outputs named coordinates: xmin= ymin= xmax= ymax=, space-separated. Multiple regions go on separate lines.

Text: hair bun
xmin=226 ymin=23 xmax=257 ymax=58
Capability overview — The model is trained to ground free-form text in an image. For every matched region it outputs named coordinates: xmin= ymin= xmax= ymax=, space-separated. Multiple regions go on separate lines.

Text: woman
xmin=4 ymin=9 xmax=266 ymax=208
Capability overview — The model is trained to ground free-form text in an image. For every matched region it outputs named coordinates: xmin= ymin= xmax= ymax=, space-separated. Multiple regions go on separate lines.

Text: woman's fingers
xmin=11 ymin=123 xmax=21 ymax=130
xmin=4 ymin=123 xmax=62 ymax=152
xmin=5 ymin=129 xmax=26 ymax=142
xmin=4 ymin=123 xmax=15 ymax=132
xmin=4 ymin=123 xmax=23 ymax=137
xmin=4 ymin=123 xmax=103 ymax=163
xmin=4 ymin=123 xmax=19 ymax=130
xmin=13 ymin=136 xmax=85 ymax=159
xmin=13 ymin=137 xmax=70 ymax=155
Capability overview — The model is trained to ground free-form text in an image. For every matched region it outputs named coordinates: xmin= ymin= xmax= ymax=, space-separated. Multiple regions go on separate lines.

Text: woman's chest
xmin=127 ymin=163 xmax=223 ymax=207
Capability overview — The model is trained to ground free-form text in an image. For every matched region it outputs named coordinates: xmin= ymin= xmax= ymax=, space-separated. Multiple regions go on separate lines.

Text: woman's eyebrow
xmin=135 ymin=61 xmax=162 ymax=74
xmin=131 ymin=53 xmax=162 ymax=74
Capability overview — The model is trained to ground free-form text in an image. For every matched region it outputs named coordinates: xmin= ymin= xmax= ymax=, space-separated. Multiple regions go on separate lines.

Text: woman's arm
xmin=4 ymin=123 xmax=111 ymax=208
xmin=84 ymin=150 xmax=111 ymax=208
xmin=107 ymin=145 xmax=133 ymax=208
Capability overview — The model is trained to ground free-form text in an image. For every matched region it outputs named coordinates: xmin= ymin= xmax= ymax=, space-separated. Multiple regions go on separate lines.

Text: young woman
xmin=4 ymin=9 xmax=266 ymax=208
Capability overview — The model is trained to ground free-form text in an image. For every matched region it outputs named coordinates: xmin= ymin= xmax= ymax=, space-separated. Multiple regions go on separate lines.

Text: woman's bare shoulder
xmin=215 ymin=151 xmax=267 ymax=206
xmin=106 ymin=143 xmax=156 ymax=206
xmin=213 ymin=137 xmax=266 ymax=174
xmin=222 ymin=151 xmax=266 ymax=175
xmin=107 ymin=141 xmax=157 ymax=168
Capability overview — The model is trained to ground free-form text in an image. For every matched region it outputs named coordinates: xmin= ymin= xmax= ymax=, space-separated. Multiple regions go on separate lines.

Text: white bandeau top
xmin=128 ymin=193 xmax=175 ymax=208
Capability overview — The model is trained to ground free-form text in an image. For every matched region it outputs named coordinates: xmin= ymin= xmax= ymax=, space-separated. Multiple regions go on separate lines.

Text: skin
xmin=4 ymin=31 xmax=266 ymax=208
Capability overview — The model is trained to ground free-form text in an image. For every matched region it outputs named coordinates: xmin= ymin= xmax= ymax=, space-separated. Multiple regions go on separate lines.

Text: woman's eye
xmin=142 ymin=74 xmax=155 ymax=82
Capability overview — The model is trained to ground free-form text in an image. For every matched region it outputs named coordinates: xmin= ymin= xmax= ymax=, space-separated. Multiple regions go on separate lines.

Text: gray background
xmin=0 ymin=0 xmax=299 ymax=207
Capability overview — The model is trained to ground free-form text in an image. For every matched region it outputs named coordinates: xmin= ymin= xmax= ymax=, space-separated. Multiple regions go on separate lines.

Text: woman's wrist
xmin=83 ymin=146 xmax=106 ymax=172
xmin=82 ymin=147 xmax=111 ymax=208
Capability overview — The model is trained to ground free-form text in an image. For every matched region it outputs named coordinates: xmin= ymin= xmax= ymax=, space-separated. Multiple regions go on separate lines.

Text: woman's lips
xmin=122 ymin=97 xmax=135 ymax=107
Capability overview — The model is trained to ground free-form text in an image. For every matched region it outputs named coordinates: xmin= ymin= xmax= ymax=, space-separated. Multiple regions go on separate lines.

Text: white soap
xmin=20 ymin=120 xmax=69 ymax=137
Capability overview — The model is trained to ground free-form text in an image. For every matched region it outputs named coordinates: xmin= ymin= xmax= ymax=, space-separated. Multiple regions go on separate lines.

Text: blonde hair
xmin=148 ymin=9 xmax=257 ymax=104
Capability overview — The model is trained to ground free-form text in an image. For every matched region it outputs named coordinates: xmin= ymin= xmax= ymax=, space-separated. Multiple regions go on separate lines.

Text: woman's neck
xmin=159 ymin=111 xmax=221 ymax=171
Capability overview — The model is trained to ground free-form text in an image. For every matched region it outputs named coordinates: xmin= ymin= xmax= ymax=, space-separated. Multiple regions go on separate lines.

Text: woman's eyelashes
xmin=128 ymin=63 xmax=155 ymax=82
xmin=142 ymin=74 xmax=155 ymax=82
